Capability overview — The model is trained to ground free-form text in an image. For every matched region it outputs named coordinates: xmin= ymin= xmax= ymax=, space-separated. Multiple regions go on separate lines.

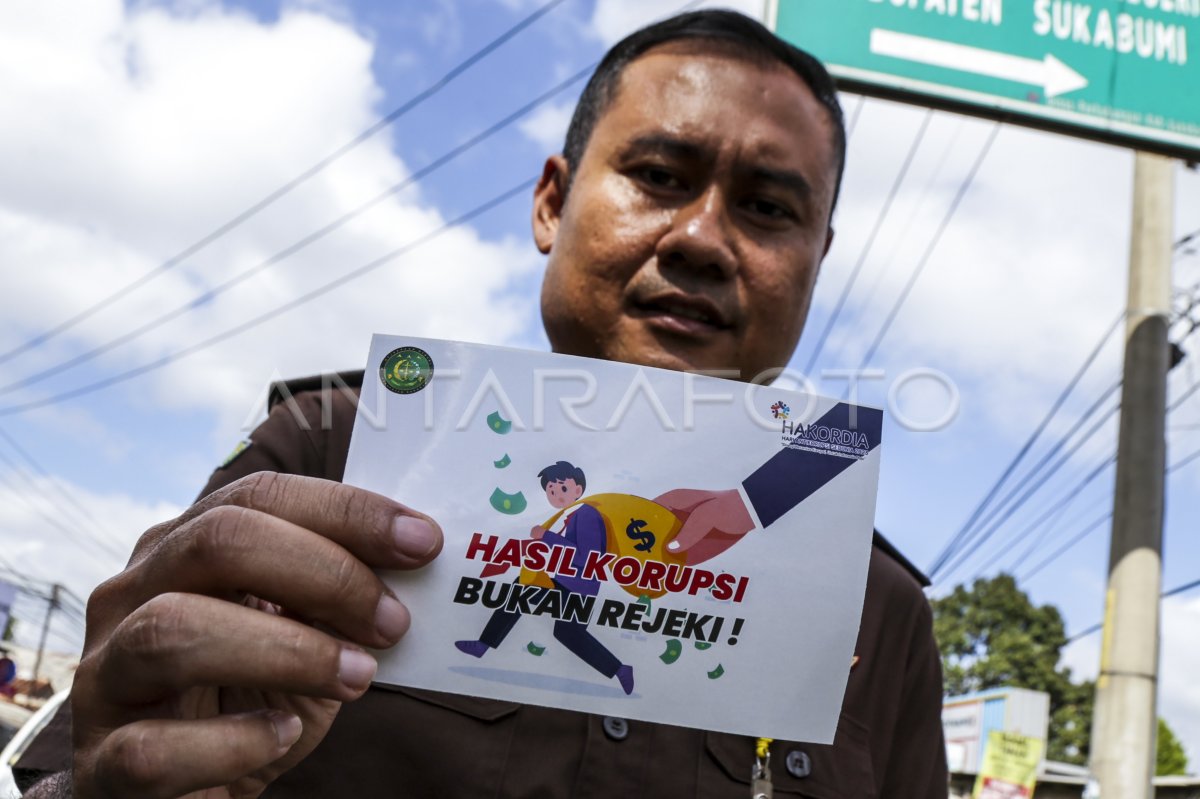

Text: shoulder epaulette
xmin=268 ymin=370 xmax=365 ymax=411
xmin=872 ymin=529 xmax=931 ymax=587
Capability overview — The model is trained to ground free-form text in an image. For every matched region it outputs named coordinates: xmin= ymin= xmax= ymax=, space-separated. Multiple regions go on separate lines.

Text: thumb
xmin=666 ymin=512 xmax=711 ymax=554
xmin=666 ymin=490 xmax=754 ymax=555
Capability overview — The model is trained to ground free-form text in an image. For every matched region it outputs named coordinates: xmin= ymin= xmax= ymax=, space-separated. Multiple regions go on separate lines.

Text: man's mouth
xmin=631 ymin=293 xmax=733 ymax=335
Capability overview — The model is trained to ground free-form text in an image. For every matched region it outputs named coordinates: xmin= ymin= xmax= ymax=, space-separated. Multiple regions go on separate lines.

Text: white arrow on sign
xmin=869 ymin=29 xmax=1088 ymax=99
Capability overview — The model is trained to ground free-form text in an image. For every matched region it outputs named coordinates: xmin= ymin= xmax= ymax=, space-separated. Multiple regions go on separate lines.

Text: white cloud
xmin=419 ymin=0 xmax=463 ymax=52
xmin=588 ymin=0 xmax=767 ymax=46
xmin=0 ymin=0 xmax=542 ymax=439
xmin=517 ymin=101 xmax=573 ymax=154
xmin=0 ymin=475 xmax=183 ymax=652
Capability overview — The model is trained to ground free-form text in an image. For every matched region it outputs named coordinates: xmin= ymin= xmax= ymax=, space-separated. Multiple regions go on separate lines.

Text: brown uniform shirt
xmin=18 ymin=374 xmax=948 ymax=798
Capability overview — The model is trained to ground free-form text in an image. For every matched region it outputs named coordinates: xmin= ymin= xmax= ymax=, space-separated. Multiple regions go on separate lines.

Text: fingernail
xmin=393 ymin=515 xmax=439 ymax=558
xmin=265 ymin=710 xmax=303 ymax=749
xmin=339 ymin=648 xmax=378 ymax=692
xmin=375 ymin=593 xmax=410 ymax=641
xmin=667 ymin=541 xmax=680 ymax=552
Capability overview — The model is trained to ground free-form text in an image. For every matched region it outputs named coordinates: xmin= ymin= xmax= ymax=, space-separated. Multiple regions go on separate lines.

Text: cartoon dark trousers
xmin=455 ymin=461 xmax=635 ymax=695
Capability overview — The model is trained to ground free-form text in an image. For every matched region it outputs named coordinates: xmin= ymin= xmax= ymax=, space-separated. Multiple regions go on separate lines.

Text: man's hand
xmin=71 ymin=471 xmax=442 ymax=799
xmin=654 ymin=488 xmax=754 ymax=564
xmin=530 ymin=524 xmax=546 ymax=540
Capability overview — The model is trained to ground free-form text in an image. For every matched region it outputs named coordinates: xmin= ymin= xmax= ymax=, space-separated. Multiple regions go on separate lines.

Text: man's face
xmin=545 ymin=478 xmax=584 ymax=509
xmin=534 ymin=42 xmax=838 ymax=377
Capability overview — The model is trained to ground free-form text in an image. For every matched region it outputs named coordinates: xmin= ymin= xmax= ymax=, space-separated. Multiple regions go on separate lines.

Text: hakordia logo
xmin=379 ymin=346 xmax=434 ymax=395
xmin=772 ymin=404 xmax=871 ymax=460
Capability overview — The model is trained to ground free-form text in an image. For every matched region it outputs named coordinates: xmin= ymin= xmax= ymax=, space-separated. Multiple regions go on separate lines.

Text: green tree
xmin=933 ymin=573 xmax=1092 ymax=764
xmin=1157 ymin=718 xmax=1189 ymax=776
xmin=934 ymin=575 xmax=1189 ymax=770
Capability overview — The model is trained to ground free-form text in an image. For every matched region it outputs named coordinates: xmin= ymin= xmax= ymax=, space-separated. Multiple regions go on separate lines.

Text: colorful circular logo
xmin=379 ymin=346 xmax=434 ymax=394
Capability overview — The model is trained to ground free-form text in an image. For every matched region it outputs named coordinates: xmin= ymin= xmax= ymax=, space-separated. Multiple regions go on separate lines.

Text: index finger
xmin=174 ymin=472 xmax=442 ymax=569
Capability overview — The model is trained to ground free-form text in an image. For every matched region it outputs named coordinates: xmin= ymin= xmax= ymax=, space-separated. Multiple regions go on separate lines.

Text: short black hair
xmin=538 ymin=460 xmax=586 ymax=492
xmin=562 ymin=9 xmax=846 ymax=211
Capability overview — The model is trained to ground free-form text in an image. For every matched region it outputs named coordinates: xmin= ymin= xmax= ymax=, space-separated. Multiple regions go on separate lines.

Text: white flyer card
xmin=344 ymin=335 xmax=883 ymax=742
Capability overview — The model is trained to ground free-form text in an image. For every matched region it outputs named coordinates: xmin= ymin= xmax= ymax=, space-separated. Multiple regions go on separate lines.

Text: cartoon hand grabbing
xmin=653 ymin=488 xmax=755 ymax=565
xmin=530 ymin=524 xmax=547 ymax=540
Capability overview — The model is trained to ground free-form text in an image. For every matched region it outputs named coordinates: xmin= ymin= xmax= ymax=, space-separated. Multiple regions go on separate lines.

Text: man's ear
xmin=823 ymin=226 xmax=835 ymax=260
xmin=532 ymin=155 xmax=569 ymax=255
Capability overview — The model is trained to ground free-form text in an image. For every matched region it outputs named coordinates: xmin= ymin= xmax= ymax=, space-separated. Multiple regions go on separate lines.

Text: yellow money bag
xmin=518 ymin=493 xmax=686 ymax=598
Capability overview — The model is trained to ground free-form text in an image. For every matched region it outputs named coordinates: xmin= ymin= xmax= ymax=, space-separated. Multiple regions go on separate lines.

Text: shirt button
xmin=785 ymin=749 xmax=812 ymax=779
xmin=602 ymin=716 xmax=629 ymax=741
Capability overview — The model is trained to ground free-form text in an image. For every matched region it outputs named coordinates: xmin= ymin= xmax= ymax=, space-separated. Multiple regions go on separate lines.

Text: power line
xmin=1016 ymin=419 xmax=1200 ymax=586
xmin=0 ymin=426 xmax=128 ymax=554
xmin=947 ymin=386 xmax=1122 ymax=581
xmin=49 ymin=588 xmax=87 ymax=622
xmin=1164 ymin=577 xmax=1200 ymax=598
xmin=1067 ymin=575 xmax=1200 ymax=643
xmin=855 ymin=122 xmax=1001 ymax=371
xmin=0 ymin=576 xmax=86 ymax=614
xmin=1168 ymin=367 xmax=1200 ymax=413
xmin=1167 ymin=379 xmax=1200 ymax=434
xmin=0 ymin=444 xmax=127 ymax=563
xmin=1176 ymin=226 xmax=1200 ymax=252
xmin=6 ymin=611 xmax=47 ymax=636
xmin=0 ymin=178 xmax=537 ymax=417
xmin=41 ymin=626 xmax=83 ymax=653
xmin=830 ymin=117 xmax=968 ymax=356
xmin=940 ymin=451 xmax=1115 ymax=584
xmin=1165 ymin=314 xmax=1200 ymax=444
xmin=56 ymin=601 xmax=86 ymax=629
xmin=1022 ymin=512 xmax=1112 ymax=584
xmin=57 ymin=585 xmax=88 ymax=612
xmin=0 ymin=485 xmax=81 ymax=594
xmin=0 ymin=567 xmax=48 ymax=598
xmin=845 ymin=94 xmax=867 ymax=142
xmin=977 ymin=444 xmax=1113 ymax=582
xmin=928 ymin=311 xmax=1124 ymax=578
xmin=1168 ymin=440 xmax=1200 ymax=474
xmin=803 ymin=109 xmax=933 ymax=375
xmin=1002 ymin=483 xmax=1079 ymax=576
xmin=0 ymin=0 xmax=571 ymax=370
xmin=0 ymin=64 xmax=594 ymax=398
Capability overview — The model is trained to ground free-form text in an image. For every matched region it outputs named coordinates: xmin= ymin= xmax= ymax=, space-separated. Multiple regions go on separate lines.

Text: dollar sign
xmin=625 ymin=518 xmax=655 ymax=553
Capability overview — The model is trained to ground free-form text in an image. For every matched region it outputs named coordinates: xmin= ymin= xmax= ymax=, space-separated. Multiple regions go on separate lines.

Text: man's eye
xmin=639 ymin=167 xmax=683 ymax=189
xmin=747 ymin=198 xmax=793 ymax=220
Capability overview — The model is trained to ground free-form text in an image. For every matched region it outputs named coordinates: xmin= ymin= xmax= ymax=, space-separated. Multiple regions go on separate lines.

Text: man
xmin=20 ymin=9 xmax=947 ymax=797
xmin=455 ymin=461 xmax=636 ymax=696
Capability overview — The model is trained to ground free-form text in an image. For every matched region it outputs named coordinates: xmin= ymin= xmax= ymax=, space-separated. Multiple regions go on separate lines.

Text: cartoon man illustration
xmin=455 ymin=461 xmax=635 ymax=695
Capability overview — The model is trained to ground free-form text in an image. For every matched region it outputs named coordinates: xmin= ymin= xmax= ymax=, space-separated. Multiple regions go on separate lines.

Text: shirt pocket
xmin=371 ymin=685 xmax=523 ymax=794
xmin=702 ymin=713 xmax=877 ymax=798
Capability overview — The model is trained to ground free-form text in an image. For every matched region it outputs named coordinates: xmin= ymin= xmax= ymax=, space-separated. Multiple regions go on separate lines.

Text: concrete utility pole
xmin=32 ymin=583 xmax=60 ymax=683
xmin=1090 ymin=152 xmax=1175 ymax=798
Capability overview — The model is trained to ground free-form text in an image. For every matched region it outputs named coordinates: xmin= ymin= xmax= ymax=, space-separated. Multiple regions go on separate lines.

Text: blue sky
xmin=1 ymin=0 xmax=1199 ymax=761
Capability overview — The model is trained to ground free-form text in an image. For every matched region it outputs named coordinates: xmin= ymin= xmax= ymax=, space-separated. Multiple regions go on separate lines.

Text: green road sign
xmin=771 ymin=0 xmax=1200 ymax=158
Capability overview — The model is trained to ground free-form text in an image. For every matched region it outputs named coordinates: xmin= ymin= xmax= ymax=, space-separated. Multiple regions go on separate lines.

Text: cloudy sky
xmin=1 ymin=0 xmax=1199 ymax=766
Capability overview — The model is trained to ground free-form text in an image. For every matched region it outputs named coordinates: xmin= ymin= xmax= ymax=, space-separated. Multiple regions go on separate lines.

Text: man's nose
xmin=656 ymin=186 xmax=738 ymax=279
